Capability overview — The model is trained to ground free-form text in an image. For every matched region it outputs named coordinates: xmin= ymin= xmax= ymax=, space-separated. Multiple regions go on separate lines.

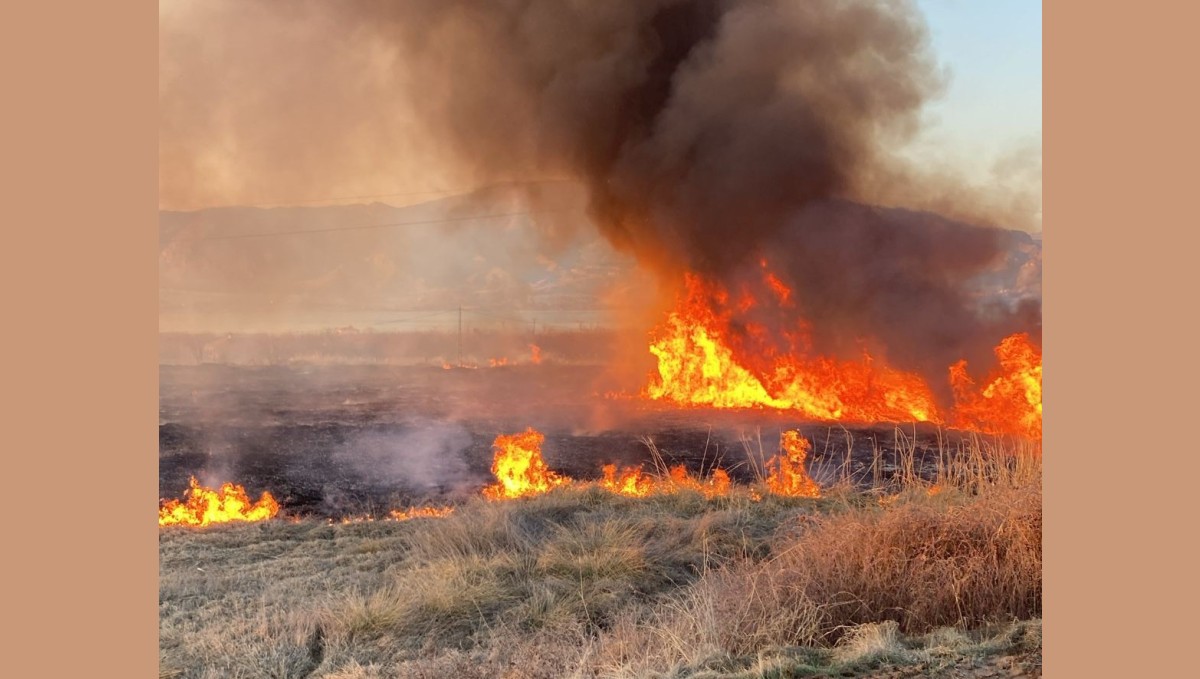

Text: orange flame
xmin=646 ymin=274 xmax=941 ymax=423
xmin=483 ymin=428 xmax=571 ymax=500
xmin=950 ymin=333 xmax=1042 ymax=439
xmin=480 ymin=428 xmax=829 ymax=503
xmin=765 ymin=431 xmax=821 ymax=497
xmin=389 ymin=505 xmax=456 ymax=521
xmin=600 ymin=463 xmax=655 ymax=497
xmin=600 ymin=463 xmax=731 ymax=499
xmin=489 ymin=357 xmax=509 ymax=367
xmin=159 ymin=477 xmax=280 ymax=527
xmin=530 ymin=344 xmax=543 ymax=364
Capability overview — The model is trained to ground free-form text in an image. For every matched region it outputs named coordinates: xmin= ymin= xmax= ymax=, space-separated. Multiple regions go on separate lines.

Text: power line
xmin=168 ymin=188 xmax=466 ymax=212
xmin=165 ymin=179 xmax=576 ymax=212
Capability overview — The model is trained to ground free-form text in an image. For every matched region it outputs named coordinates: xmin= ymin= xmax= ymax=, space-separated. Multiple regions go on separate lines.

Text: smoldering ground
xmin=331 ymin=419 xmax=475 ymax=492
xmin=159 ymin=363 xmax=980 ymax=517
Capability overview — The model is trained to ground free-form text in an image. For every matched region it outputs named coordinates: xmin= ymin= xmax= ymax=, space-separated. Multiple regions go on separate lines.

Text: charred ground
xmin=161 ymin=363 xmax=994 ymax=519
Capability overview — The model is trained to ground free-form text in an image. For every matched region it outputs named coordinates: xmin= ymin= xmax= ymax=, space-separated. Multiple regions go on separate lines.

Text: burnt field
xmin=160 ymin=364 xmax=986 ymax=519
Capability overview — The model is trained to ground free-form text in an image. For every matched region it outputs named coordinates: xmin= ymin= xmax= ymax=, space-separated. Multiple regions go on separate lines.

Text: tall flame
xmin=159 ymin=477 xmax=280 ymax=527
xmin=765 ymin=431 xmax=821 ymax=497
xmin=646 ymin=274 xmax=941 ymax=423
xmin=950 ymin=333 xmax=1043 ymax=440
xmin=483 ymin=428 xmax=571 ymax=500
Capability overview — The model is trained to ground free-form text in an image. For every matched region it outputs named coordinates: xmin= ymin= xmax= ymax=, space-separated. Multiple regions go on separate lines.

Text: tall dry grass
xmin=160 ymin=429 xmax=1041 ymax=678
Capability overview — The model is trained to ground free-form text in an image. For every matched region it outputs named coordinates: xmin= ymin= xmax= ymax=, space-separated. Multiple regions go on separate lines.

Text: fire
xmin=489 ymin=357 xmax=509 ymax=367
xmin=481 ymin=428 xmax=733 ymax=501
xmin=646 ymin=274 xmax=941 ymax=423
xmin=389 ymin=505 xmax=456 ymax=521
xmin=666 ymin=465 xmax=732 ymax=498
xmin=530 ymin=344 xmax=542 ymax=364
xmin=483 ymin=428 xmax=571 ymax=500
xmin=765 ymin=431 xmax=821 ymax=497
xmin=600 ymin=463 xmax=654 ymax=497
xmin=600 ymin=463 xmax=731 ymax=499
xmin=479 ymin=427 xmax=831 ymax=503
xmin=644 ymin=274 xmax=1042 ymax=439
xmin=950 ymin=333 xmax=1043 ymax=439
xmin=159 ymin=477 xmax=280 ymax=527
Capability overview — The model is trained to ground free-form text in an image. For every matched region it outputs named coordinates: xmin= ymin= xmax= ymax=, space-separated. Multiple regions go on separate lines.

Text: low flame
xmin=530 ymin=344 xmax=543 ymax=365
xmin=765 ymin=430 xmax=821 ymax=497
xmin=159 ymin=477 xmax=280 ymax=527
xmin=600 ymin=463 xmax=731 ymax=499
xmin=389 ymin=505 xmax=456 ymax=521
xmin=950 ymin=333 xmax=1043 ymax=440
xmin=483 ymin=428 xmax=817 ymax=502
xmin=483 ymin=428 xmax=571 ymax=500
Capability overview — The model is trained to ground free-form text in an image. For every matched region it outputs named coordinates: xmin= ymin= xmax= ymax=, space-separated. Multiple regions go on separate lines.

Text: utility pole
xmin=457 ymin=305 xmax=463 ymax=367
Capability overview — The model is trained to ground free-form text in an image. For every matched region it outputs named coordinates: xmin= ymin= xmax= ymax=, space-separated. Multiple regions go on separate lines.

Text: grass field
xmin=160 ymin=434 xmax=1041 ymax=678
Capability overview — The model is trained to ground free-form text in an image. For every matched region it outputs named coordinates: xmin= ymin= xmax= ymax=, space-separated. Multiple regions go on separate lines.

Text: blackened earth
xmin=160 ymin=364 xmax=975 ymax=519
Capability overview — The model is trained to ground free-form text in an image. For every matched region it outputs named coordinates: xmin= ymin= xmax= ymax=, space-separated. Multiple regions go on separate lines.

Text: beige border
xmin=4 ymin=1 xmax=158 ymax=675
xmin=10 ymin=1 xmax=1198 ymax=675
xmin=1043 ymin=2 xmax=1198 ymax=675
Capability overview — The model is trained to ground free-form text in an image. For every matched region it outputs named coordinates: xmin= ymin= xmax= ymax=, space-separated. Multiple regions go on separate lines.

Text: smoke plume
xmin=161 ymin=0 xmax=1040 ymax=383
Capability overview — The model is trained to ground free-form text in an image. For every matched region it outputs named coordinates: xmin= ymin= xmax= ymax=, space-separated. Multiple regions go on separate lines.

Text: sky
xmin=914 ymin=0 xmax=1042 ymax=175
xmin=159 ymin=1 xmax=1042 ymax=221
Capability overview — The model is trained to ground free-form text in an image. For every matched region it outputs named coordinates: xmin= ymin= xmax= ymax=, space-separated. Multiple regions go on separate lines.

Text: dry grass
xmin=160 ymin=431 xmax=1041 ymax=678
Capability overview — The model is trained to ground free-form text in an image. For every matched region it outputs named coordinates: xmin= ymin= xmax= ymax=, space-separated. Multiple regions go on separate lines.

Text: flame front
xmin=600 ymin=463 xmax=731 ymax=499
xmin=483 ymin=428 xmax=571 ymax=500
xmin=481 ymin=428 xmax=835 ymax=502
xmin=389 ymin=506 xmax=456 ymax=521
xmin=950 ymin=333 xmax=1043 ymax=440
xmin=765 ymin=431 xmax=821 ymax=497
xmin=646 ymin=274 xmax=941 ymax=423
xmin=159 ymin=477 xmax=280 ymax=527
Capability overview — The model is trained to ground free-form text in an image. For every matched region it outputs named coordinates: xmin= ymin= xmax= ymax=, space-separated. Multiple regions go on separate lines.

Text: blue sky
xmin=915 ymin=0 xmax=1042 ymax=158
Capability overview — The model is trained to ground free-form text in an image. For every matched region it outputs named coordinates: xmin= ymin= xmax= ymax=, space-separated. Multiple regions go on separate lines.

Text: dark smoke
xmin=349 ymin=0 xmax=1037 ymax=374
xmin=161 ymin=0 xmax=1040 ymax=383
xmin=348 ymin=0 xmax=940 ymax=274
xmin=736 ymin=201 xmax=1041 ymax=395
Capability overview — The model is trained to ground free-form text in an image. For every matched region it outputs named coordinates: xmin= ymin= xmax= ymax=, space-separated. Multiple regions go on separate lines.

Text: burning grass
xmin=645 ymin=273 xmax=1042 ymax=440
xmin=158 ymin=477 xmax=280 ymax=527
xmin=160 ymin=432 xmax=1041 ymax=678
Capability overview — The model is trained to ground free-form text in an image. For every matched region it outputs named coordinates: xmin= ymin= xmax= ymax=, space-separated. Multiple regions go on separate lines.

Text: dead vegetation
xmin=160 ymin=431 xmax=1041 ymax=678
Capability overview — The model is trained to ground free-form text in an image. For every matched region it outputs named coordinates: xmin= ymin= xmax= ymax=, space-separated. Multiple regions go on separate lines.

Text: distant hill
xmin=160 ymin=186 xmax=1039 ymax=333
xmin=159 ymin=183 xmax=639 ymax=333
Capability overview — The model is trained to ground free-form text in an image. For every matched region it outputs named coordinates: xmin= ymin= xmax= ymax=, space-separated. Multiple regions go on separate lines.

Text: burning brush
xmin=483 ymin=427 xmax=823 ymax=501
xmin=159 ymin=477 xmax=281 ymax=527
xmin=644 ymin=273 xmax=1043 ymax=440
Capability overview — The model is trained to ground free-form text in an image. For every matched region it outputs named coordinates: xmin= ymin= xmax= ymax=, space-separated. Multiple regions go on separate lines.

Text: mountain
xmin=160 ymin=187 xmax=1040 ymax=333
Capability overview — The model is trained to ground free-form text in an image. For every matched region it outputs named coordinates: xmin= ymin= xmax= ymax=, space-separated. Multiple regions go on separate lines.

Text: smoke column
xmin=161 ymin=0 xmax=1040 ymax=382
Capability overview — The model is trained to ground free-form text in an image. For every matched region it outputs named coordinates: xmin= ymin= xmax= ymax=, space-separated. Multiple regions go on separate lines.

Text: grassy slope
xmin=160 ymin=451 xmax=1041 ymax=679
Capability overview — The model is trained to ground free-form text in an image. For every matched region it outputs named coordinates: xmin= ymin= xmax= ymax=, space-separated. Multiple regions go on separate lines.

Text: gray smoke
xmin=161 ymin=0 xmax=1040 ymax=384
